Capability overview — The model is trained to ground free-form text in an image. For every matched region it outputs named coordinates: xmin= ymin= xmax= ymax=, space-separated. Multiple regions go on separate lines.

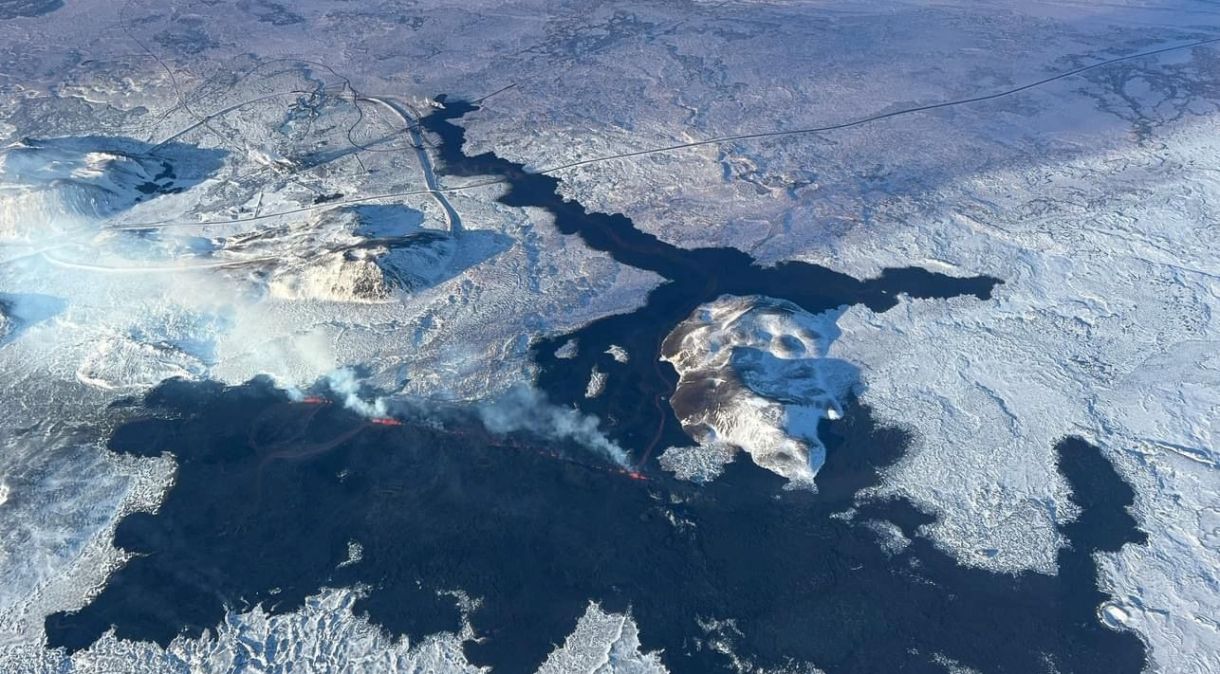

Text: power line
xmin=112 ymin=35 xmax=1220 ymax=231
xmin=537 ymin=35 xmax=1220 ymax=175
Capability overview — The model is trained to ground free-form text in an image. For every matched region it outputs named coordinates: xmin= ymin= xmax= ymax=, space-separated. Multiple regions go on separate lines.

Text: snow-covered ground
xmin=824 ymin=119 xmax=1220 ymax=671
xmin=0 ymin=0 xmax=1218 ymax=671
xmin=5 ymin=583 xmax=663 ymax=674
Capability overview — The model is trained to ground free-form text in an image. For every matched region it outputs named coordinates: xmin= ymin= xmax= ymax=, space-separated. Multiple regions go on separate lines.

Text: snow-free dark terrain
xmin=46 ymin=381 xmax=1147 ymax=674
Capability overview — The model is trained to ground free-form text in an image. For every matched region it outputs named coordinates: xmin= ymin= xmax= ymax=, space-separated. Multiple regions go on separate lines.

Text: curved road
xmin=358 ymin=95 xmax=464 ymax=235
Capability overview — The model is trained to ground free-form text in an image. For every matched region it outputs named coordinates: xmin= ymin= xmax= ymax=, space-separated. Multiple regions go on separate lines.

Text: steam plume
xmin=323 ymin=368 xmax=389 ymax=418
xmin=475 ymin=385 xmax=631 ymax=467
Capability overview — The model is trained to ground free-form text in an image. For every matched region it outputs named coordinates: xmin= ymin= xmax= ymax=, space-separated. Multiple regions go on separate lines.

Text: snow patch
xmin=538 ymin=602 xmax=667 ymax=674
xmin=18 ymin=587 xmax=484 ymax=674
xmin=555 ymin=339 xmax=579 ymax=359
xmin=658 ymin=442 xmax=737 ymax=483
xmin=585 ymin=366 xmax=607 ymax=398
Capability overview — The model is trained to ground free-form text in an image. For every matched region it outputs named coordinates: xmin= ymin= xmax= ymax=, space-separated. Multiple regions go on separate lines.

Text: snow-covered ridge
xmin=0 ymin=137 xmax=221 ymax=239
xmin=0 ymin=138 xmax=540 ymax=396
xmin=218 ymin=206 xmax=508 ymax=303
xmin=660 ymin=295 xmax=856 ymax=486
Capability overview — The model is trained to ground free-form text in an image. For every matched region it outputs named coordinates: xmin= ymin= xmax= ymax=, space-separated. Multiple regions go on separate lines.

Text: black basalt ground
xmin=45 ymin=99 xmax=1148 ymax=674
xmin=45 ymin=380 xmax=1147 ymax=674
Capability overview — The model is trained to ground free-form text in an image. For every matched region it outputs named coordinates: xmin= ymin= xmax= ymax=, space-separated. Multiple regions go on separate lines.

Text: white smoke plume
xmin=475 ymin=385 xmax=630 ymax=467
xmin=295 ymin=374 xmax=628 ymax=467
xmin=323 ymin=368 xmax=389 ymax=418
